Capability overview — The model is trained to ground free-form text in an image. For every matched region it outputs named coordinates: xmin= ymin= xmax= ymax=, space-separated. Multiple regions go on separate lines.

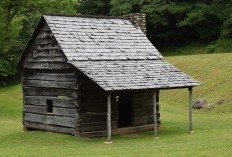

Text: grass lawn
xmin=0 ymin=53 xmax=232 ymax=157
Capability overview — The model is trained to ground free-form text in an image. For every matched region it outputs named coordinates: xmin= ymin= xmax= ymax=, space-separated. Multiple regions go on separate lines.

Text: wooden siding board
xmin=22 ymin=62 xmax=71 ymax=70
xmin=24 ymin=96 xmax=77 ymax=108
xmin=24 ymin=113 xmax=76 ymax=128
xmin=24 ymin=105 xmax=77 ymax=118
xmin=80 ymin=121 xmax=117 ymax=132
xmin=23 ymin=121 xmax=76 ymax=135
xmin=23 ymin=80 xmax=77 ymax=89
xmin=23 ymin=72 xmax=76 ymax=82
xmin=23 ymin=87 xmax=78 ymax=97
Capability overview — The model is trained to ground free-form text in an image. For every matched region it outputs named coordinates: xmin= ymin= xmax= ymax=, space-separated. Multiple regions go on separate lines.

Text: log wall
xmin=78 ymin=72 xmax=117 ymax=136
xmin=133 ymin=91 xmax=160 ymax=127
xmin=22 ymin=22 xmax=79 ymax=135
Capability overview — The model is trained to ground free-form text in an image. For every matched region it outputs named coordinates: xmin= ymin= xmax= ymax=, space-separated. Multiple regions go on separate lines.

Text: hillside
xmin=0 ymin=53 xmax=231 ymax=157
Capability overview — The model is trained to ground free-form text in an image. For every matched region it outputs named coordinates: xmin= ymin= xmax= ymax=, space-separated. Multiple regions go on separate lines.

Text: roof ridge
xmin=43 ymin=13 xmax=129 ymax=20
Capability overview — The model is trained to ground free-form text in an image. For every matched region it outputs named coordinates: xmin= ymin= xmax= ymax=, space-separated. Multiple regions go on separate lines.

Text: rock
xmin=204 ymin=103 xmax=214 ymax=110
xmin=216 ymin=99 xmax=225 ymax=105
xmin=193 ymin=98 xmax=207 ymax=109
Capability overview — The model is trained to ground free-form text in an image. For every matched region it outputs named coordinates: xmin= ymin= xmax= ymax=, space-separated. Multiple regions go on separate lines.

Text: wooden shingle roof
xmin=43 ymin=15 xmax=162 ymax=61
xmin=70 ymin=60 xmax=200 ymax=91
xmin=20 ymin=14 xmax=201 ymax=91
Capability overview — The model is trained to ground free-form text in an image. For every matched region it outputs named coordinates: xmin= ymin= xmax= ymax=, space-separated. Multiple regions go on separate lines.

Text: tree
xmin=76 ymin=0 xmax=111 ymax=15
xmin=110 ymin=0 xmax=232 ymax=46
xmin=0 ymin=0 xmax=78 ymax=86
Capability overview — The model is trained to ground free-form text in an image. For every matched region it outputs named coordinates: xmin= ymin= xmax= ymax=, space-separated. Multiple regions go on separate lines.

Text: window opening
xmin=46 ymin=100 xmax=53 ymax=113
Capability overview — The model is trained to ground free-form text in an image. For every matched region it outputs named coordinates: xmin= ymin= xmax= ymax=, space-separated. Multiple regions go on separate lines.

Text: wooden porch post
xmin=106 ymin=93 xmax=112 ymax=143
xmin=188 ymin=87 xmax=193 ymax=133
xmin=153 ymin=90 xmax=158 ymax=137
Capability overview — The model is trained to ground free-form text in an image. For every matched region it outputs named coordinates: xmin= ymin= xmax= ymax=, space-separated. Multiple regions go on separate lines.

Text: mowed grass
xmin=0 ymin=53 xmax=232 ymax=157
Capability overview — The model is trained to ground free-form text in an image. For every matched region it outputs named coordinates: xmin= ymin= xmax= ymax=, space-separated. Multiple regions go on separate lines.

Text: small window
xmin=46 ymin=100 xmax=53 ymax=113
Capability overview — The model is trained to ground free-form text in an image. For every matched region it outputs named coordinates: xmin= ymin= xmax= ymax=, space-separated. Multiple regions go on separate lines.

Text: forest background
xmin=1 ymin=0 xmax=232 ymax=86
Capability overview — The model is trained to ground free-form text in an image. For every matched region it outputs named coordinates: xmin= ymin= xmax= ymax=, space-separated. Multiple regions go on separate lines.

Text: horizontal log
xmin=31 ymin=49 xmax=65 ymax=57
xmin=80 ymin=101 xmax=117 ymax=113
xmin=23 ymin=121 xmax=76 ymax=135
xmin=35 ymin=36 xmax=56 ymax=45
xmin=23 ymin=68 xmax=75 ymax=74
xmin=80 ymin=124 xmax=154 ymax=138
xmin=22 ymin=61 xmax=72 ymax=70
xmin=23 ymin=80 xmax=77 ymax=89
xmin=134 ymin=107 xmax=153 ymax=117
xmin=23 ymin=87 xmax=78 ymax=97
xmin=80 ymin=121 xmax=117 ymax=132
xmin=25 ymin=55 xmax=67 ymax=62
xmin=24 ymin=105 xmax=77 ymax=118
xmin=23 ymin=72 xmax=77 ymax=82
xmin=134 ymin=100 xmax=153 ymax=109
xmin=24 ymin=113 xmax=76 ymax=128
xmin=81 ymin=103 xmax=107 ymax=113
xmin=134 ymin=92 xmax=153 ymax=101
xmin=37 ymin=31 xmax=53 ymax=39
xmin=24 ymin=96 xmax=77 ymax=108
xmin=34 ymin=44 xmax=60 ymax=51
xmin=134 ymin=115 xmax=154 ymax=126
xmin=80 ymin=112 xmax=117 ymax=123
xmin=113 ymin=124 xmax=154 ymax=135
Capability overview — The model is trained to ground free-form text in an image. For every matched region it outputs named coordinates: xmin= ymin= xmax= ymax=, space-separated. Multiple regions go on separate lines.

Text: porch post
xmin=106 ymin=93 xmax=112 ymax=142
xmin=188 ymin=87 xmax=193 ymax=133
xmin=153 ymin=90 xmax=158 ymax=137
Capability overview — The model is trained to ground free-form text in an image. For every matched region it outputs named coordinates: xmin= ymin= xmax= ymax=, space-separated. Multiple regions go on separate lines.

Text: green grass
xmin=0 ymin=53 xmax=232 ymax=157
xmin=160 ymin=41 xmax=232 ymax=56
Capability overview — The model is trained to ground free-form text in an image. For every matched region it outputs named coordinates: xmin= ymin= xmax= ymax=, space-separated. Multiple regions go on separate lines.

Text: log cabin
xmin=17 ymin=13 xmax=200 ymax=141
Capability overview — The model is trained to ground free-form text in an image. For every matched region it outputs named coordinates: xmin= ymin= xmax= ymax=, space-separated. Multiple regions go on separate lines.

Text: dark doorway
xmin=117 ymin=93 xmax=133 ymax=128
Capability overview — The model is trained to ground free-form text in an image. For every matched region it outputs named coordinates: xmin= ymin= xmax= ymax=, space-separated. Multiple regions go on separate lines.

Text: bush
xmin=216 ymin=39 xmax=232 ymax=52
xmin=206 ymin=44 xmax=216 ymax=53
xmin=0 ymin=53 xmax=20 ymax=87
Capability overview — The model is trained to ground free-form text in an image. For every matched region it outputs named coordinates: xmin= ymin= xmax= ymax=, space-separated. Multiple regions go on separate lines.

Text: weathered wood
xmin=23 ymin=87 xmax=78 ymax=97
xmin=24 ymin=105 xmax=77 ymax=118
xmin=31 ymin=49 xmax=65 ymax=57
xmin=37 ymin=31 xmax=53 ymax=39
xmin=134 ymin=107 xmax=153 ymax=117
xmin=80 ymin=124 xmax=154 ymax=138
xmin=40 ymin=25 xmax=50 ymax=32
xmin=23 ymin=80 xmax=77 ymax=89
xmin=188 ymin=87 xmax=193 ymax=132
xmin=35 ymin=36 xmax=56 ymax=45
xmin=153 ymin=90 xmax=158 ymax=137
xmin=34 ymin=44 xmax=60 ymax=51
xmin=134 ymin=92 xmax=153 ymax=101
xmin=156 ymin=90 xmax=161 ymax=125
xmin=81 ymin=103 xmax=107 ymax=113
xmin=80 ymin=121 xmax=117 ymax=132
xmin=134 ymin=100 xmax=153 ymax=109
xmin=81 ymin=101 xmax=117 ymax=113
xmin=24 ymin=96 xmax=77 ymax=108
xmin=23 ymin=121 xmax=76 ymax=135
xmin=23 ymin=68 xmax=75 ymax=74
xmin=134 ymin=115 xmax=154 ymax=126
xmin=80 ymin=112 xmax=117 ymax=123
xmin=25 ymin=55 xmax=66 ymax=62
xmin=22 ymin=62 xmax=72 ymax=70
xmin=107 ymin=93 xmax=112 ymax=142
xmin=24 ymin=113 xmax=76 ymax=128
xmin=23 ymin=73 xmax=76 ymax=82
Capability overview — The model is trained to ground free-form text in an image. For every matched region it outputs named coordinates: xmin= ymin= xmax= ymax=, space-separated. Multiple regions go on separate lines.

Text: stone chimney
xmin=123 ymin=13 xmax=146 ymax=34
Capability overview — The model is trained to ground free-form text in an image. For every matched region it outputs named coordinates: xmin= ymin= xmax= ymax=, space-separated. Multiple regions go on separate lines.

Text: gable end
xmin=17 ymin=16 xmax=68 ymax=70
